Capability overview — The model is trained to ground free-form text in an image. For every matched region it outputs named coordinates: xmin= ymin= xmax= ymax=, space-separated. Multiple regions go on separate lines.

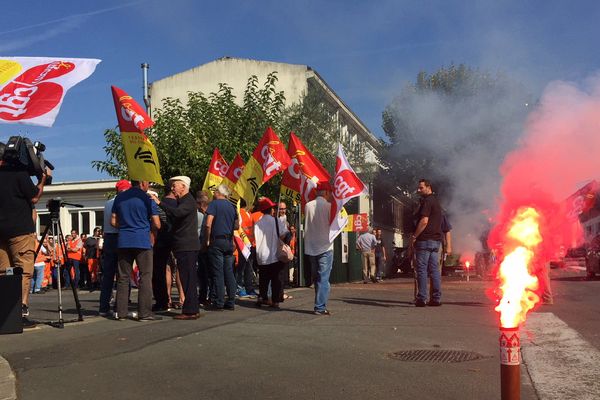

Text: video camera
xmin=0 ymin=136 xmax=54 ymax=184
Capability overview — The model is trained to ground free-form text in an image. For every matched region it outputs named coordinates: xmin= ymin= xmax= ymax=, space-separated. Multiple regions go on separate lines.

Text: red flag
xmin=233 ymin=126 xmax=292 ymax=205
xmin=223 ymin=153 xmax=245 ymax=190
xmin=329 ymin=144 xmax=367 ymax=241
xmin=280 ymin=132 xmax=331 ymax=205
xmin=202 ymin=148 xmax=229 ymax=196
xmin=111 ymin=86 xmax=154 ymax=135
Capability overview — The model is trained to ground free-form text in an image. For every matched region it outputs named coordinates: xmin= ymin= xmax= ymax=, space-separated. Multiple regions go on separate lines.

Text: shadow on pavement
xmin=339 ymin=297 xmax=414 ymax=308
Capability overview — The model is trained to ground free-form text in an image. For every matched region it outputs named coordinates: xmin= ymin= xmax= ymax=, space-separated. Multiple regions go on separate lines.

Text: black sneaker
xmin=415 ymin=299 xmax=427 ymax=307
xmin=314 ymin=310 xmax=331 ymax=316
xmin=427 ymin=300 xmax=442 ymax=307
xmin=22 ymin=317 xmax=37 ymax=329
xmin=22 ymin=304 xmax=29 ymax=317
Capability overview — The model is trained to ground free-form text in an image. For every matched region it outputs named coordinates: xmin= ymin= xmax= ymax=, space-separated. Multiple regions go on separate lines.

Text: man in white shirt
xmin=304 ymin=181 xmax=334 ymax=315
xmin=254 ymin=197 xmax=288 ymax=308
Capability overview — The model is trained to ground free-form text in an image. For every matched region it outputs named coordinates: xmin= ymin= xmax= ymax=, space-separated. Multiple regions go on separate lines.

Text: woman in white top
xmin=254 ymin=197 xmax=288 ymax=308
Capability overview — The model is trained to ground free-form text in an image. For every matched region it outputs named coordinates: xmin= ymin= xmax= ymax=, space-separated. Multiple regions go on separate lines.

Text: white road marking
xmin=522 ymin=312 xmax=600 ymax=400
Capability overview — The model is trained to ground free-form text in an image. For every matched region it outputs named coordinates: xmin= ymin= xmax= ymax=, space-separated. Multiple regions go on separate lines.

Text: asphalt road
xmin=1 ymin=268 xmax=597 ymax=400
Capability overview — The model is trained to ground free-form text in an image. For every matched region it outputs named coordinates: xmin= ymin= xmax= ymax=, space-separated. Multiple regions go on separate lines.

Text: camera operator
xmin=0 ymin=149 xmax=52 ymax=327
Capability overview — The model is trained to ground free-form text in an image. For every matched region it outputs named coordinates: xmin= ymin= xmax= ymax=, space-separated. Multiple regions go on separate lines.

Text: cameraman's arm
xmin=31 ymin=168 xmax=51 ymax=205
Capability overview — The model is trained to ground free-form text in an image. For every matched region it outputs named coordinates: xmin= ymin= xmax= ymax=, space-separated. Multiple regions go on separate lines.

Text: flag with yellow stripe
xmin=111 ymin=86 xmax=163 ymax=184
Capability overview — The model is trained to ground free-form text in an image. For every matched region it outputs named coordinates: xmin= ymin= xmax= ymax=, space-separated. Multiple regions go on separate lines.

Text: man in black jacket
xmin=151 ymin=176 xmax=201 ymax=320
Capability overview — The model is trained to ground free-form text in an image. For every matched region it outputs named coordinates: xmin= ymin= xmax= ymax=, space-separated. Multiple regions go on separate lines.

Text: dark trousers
xmin=197 ymin=251 xmax=210 ymax=304
xmin=208 ymin=238 xmax=236 ymax=308
xmin=235 ymin=252 xmax=255 ymax=292
xmin=152 ymin=246 xmax=170 ymax=308
xmin=116 ymin=248 xmax=153 ymax=318
xmin=258 ymin=262 xmax=285 ymax=303
xmin=79 ymin=261 xmax=91 ymax=288
xmin=99 ymin=234 xmax=118 ymax=313
xmin=174 ymin=250 xmax=199 ymax=315
xmin=65 ymin=259 xmax=80 ymax=289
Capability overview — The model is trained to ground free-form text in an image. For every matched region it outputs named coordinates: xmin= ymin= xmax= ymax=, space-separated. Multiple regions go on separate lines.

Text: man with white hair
xmin=152 ymin=176 xmax=202 ymax=320
xmin=205 ymin=184 xmax=239 ymax=310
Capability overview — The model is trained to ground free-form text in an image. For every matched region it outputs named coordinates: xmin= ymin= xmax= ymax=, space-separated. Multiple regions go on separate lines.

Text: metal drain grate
xmin=388 ymin=350 xmax=485 ymax=363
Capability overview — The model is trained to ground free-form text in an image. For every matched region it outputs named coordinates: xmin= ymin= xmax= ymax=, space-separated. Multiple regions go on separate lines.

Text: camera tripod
xmin=34 ymin=204 xmax=84 ymax=328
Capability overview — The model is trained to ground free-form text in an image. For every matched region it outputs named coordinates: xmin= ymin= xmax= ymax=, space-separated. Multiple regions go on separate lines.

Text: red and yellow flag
xmin=202 ymin=148 xmax=229 ymax=198
xmin=111 ymin=86 xmax=163 ymax=184
xmin=280 ymin=132 xmax=331 ymax=205
xmin=221 ymin=153 xmax=245 ymax=192
xmin=233 ymin=126 xmax=291 ymax=206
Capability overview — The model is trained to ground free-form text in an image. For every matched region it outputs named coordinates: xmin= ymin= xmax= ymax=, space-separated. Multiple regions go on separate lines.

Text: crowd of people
xmin=87 ymin=177 xmax=337 ymax=321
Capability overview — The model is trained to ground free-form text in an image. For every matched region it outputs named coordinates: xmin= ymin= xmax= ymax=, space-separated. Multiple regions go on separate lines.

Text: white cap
xmin=169 ymin=175 xmax=191 ymax=188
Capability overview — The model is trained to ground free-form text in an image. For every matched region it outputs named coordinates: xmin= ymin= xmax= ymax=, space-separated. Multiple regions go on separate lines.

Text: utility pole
xmin=141 ymin=62 xmax=150 ymax=114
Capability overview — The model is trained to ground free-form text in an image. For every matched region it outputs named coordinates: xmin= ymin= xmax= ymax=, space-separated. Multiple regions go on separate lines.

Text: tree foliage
xmin=93 ymin=72 xmax=366 ymax=200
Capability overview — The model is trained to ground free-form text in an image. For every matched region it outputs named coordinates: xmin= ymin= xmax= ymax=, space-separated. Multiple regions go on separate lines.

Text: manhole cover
xmin=388 ymin=350 xmax=485 ymax=363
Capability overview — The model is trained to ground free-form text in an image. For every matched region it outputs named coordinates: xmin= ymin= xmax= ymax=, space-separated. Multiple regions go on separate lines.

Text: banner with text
xmin=342 ymin=213 xmax=369 ymax=232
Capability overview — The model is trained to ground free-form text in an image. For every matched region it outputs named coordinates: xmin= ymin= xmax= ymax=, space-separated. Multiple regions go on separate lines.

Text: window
xmin=82 ymin=212 xmax=90 ymax=235
xmin=95 ymin=210 xmax=104 ymax=231
xmin=71 ymin=213 xmax=79 ymax=233
xmin=38 ymin=213 xmax=50 ymax=237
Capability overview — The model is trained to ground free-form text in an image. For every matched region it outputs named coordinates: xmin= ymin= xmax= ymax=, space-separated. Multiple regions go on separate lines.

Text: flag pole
xmin=298 ymin=201 xmax=304 ymax=287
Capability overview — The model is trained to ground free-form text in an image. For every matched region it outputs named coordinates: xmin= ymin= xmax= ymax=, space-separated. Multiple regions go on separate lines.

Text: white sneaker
xmin=127 ymin=311 xmax=138 ymax=319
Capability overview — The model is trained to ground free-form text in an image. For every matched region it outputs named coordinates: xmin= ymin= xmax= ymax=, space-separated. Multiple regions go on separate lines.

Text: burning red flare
xmin=494 ymin=207 xmax=541 ymax=328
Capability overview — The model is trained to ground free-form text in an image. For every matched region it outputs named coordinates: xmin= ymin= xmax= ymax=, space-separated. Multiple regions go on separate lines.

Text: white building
xmin=36 ymin=180 xmax=117 ymax=238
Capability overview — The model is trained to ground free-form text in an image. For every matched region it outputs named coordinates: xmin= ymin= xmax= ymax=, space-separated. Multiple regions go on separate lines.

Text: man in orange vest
xmin=66 ymin=230 xmax=83 ymax=289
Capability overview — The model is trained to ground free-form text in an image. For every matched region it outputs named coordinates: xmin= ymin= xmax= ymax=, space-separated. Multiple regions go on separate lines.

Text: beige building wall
xmin=150 ymin=57 xmax=309 ymax=111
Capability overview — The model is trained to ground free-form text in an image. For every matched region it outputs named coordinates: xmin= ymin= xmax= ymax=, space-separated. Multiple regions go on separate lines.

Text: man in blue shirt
xmin=205 ymin=184 xmax=239 ymax=310
xmin=111 ymin=180 xmax=160 ymax=320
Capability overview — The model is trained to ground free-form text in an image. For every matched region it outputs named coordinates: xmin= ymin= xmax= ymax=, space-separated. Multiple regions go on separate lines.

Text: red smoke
xmin=489 ymin=79 xmax=600 ymax=274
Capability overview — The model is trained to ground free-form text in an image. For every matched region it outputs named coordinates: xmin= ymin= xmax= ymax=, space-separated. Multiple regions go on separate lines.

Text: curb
xmin=0 ymin=355 xmax=16 ymax=400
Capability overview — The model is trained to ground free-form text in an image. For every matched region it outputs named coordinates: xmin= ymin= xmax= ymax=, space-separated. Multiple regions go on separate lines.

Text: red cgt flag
xmin=111 ymin=86 xmax=154 ymax=135
xmin=329 ymin=144 xmax=367 ymax=241
xmin=280 ymin=132 xmax=331 ymax=205
xmin=202 ymin=148 xmax=229 ymax=197
xmin=222 ymin=153 xmax=246 ymax=191
xmin=233 ymin=126 xmax=291 ymax=205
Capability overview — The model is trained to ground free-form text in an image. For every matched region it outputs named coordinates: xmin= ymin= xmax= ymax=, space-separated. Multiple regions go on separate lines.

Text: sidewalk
xmin=0 ymin=277 xmax=537 ymax=400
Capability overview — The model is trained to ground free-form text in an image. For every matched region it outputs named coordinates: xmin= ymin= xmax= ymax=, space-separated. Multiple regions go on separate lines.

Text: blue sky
xmin=1 ymin=0 xmax=600 ymax=182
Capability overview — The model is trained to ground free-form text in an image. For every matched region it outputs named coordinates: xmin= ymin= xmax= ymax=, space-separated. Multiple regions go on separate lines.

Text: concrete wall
xmin=150 ymin=57 xmax=309 ymax=112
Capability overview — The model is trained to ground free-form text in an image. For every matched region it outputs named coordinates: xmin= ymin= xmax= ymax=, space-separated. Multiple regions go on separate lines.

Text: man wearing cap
xmin=254 ymin=197 xmax=288 ymax=308
xmin=205 ymin=184 xmax=239 ymax=310
xmin=99 ymin=179 xmax=131 ymax=317
xmin=152 ymin=176 xmax=202 ymax=320
xmin=304 ymin=181 xmax=334 ymax=316
xmin=111 ymin=180 xmax=161 ymax=320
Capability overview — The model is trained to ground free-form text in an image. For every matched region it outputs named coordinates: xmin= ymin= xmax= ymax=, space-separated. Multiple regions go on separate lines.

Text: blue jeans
xmin=208 ymin=238 xmax=236 ymax=308
xmin=30 ymin=263 xmax=45 ymax=293
xmin=415 ymin=240 xmax=442 ymax=303
xmin=309 ymin=250 xmax=333 ymax=311
xmin=65 ymin=259 xmax=80 ymax=289
xmin=99 ymin=234 xmax=118 ymax=313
